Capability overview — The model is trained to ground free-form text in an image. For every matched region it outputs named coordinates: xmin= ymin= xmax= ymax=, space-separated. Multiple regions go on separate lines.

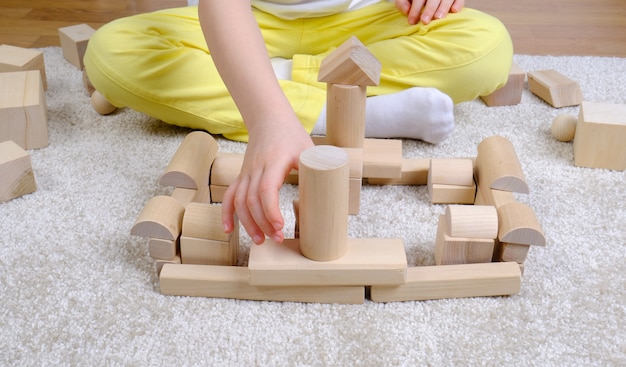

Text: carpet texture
xmin=1 ymin=47 xmax=624 ymax=366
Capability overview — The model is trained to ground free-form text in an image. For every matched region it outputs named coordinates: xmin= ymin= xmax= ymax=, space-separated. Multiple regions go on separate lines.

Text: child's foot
xmin=313 ymin=87 xmax=454 ymax=144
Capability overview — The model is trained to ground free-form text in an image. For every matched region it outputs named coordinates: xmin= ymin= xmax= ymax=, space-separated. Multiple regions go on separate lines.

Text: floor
xmin=0 ymin=0 xmax=625 ymax=56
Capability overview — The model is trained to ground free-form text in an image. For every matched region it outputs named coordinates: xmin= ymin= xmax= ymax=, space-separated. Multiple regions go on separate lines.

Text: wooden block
xmin=362 ymin=138 xmax=402 ymax=179
xmin=160 ymin=264 xmax=365 ymax=304
xmin=573 ymin=101 xmax=626 ymax=171
xmin=428 ymin=158 xmax=474 ymax=187
xmin=90 ymin=90 xmax=116 ymax=115
xmin=155 ymin=255 xmax=181 ymax=275
xmin=180 ymin=237 xmax=236 ymax=266
xmin=318 ymin=36 xmax=381 ymax=87
xmin=209 ymin=184 xmax=227 ymax=203
xmin=498 ymin=242 xmax=530 ymax=264
xmin=528 ymin=69 xmax=582 ymax=108
xmin=370 ymin=262 xmax=521 ymax=302
xmin=429 ymin=182 xmax=476 ymax=204
xmin=0 ymin=44 xmax=47 ymax=89
xmin=551 ymin=113 xmax=578 ymax=142
xmin=58 ymin=24 xmax=96 ymax=69
xmin=476 ymin=136 xmax=529 ymax=194
xmin=130 ymin=195 xmax=185 ymax=240
xmin=367 ymin=158 xmax=429 ymax=186
xmin=299 ymin=145 xmax=349 ymax=261
xmin=159 ymin=131 xmax=218 ymax=189
xmin=325 ymin=83 xmax=367 ymax=148
xmin=349 ymin=177 xmax=362 ymax=215
xmin=148 ymin=238 xmax=178 ymax=261
xmin=170 ymin=186 xmax=210 ymax=208
xmin=480 ymin=62 xmax=525 ymax=106
xmin=434 ymin=215 xmax=495 ymax=265
xmin=475 ymin=184 xmax=516 ymax=208
xmin=182 ymin=202 xmax=230 ymax=242
xmin=293 ymin=199 xmax=300 ymax=239
xmin=497 ymin=201 xmax=546 ymax=247
xmin=248 ymin=238 xmax=407 ymax=286
xmin=0 ymin=70 xmax=48 ymax=149
xmin=283 ymin=148 xmax=362 ymax=185
xmin=445 ymin=205 xmax=498 ymax=239
xmin=0 ymin=140 xmax=37 ymax=203
xmin=210 ymin=153 xmax=242 ymax=187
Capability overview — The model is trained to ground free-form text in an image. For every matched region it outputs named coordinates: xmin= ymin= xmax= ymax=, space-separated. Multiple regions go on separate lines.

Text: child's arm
xmin=395 ymin=0 xmax=465 ymax=25
xmin=198 ymin=0 xmax=314 ymax=245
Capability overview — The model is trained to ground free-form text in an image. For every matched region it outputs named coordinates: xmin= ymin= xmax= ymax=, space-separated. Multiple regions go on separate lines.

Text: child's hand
xmin=222 ymin=119 xmax=314 ymax=245
xmin=395 ymin=0 xmax=464 ymax=25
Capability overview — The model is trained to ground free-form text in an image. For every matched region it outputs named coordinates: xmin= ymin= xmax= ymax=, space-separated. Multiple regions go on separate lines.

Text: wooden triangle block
xmin=318 ymin=36 xmax=381 ymax=86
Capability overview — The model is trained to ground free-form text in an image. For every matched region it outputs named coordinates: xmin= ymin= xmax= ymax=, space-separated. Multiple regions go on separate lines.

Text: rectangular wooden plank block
xmin=248 ymin=238 xmax=407 ymax=286
xmin=362 ymin=138 xmax=402 ymax=179
xmin=370 ymin=261 xmax=521 ymax=302
xmin=527 ymin=69 xmax=582 ymax=108
xmin=367 ymin=158 xmax=429 ymax=186
xmin=160 ymin=264 xmax=365 ymax=304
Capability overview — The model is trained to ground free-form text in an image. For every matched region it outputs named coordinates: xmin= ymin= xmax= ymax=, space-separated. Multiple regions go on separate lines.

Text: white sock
xmin=312 ymin=87 xmax=454 ymax=144
xmin=271 ymin=58 xmax=293 ymax=80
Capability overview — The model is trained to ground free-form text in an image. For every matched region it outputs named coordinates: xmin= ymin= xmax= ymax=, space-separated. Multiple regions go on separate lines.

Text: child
xmin=84 ymin=0 xmax=513 ymax=245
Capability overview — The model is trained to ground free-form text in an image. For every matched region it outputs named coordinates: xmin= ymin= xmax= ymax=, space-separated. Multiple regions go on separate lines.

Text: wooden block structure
xmin=129 ymin=44 xmax=540 ymax=304
xmin=480 ymin=62 xmax=525 ymax=107
xmin=428 ymin=158 xmax=476 ymax=204
xmin=0 ymin=70 xmax=48 ymax=149
xmin=573 ymin=101 xmax=626 ymax=171
xmin=528 ymin=69 xmax=582 ymax=108
xmin=0 ymin=44 xmax=47 ymax=89
xmin=0 ymin=140 xmax=37 ymax=203
xmin=58 ymin=24 xmax=96 ymax=69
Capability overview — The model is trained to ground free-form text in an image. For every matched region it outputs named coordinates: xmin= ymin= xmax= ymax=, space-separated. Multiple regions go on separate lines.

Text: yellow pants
xmin=84 ymin=3 xmax=513 ymax=142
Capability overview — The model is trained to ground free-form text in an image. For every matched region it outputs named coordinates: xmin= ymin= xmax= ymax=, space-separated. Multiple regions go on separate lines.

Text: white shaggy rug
xmin=1 ymin=47 xmax=624 ymax=366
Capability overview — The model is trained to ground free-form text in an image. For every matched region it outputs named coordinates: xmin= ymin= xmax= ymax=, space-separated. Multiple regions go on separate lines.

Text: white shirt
xmin=251 ymin=0 xmax=383 ymax=19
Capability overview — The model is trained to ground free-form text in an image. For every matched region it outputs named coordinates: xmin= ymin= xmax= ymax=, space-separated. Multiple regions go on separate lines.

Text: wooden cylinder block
xmin=325 ymin=84 xmax=367 ymax=148
xmin=299 ymin=145 xmax=350 ymax=261
xmin=130 ymin=195 xmax=185 ymax=240
xmin=159 ymin=131 xmax=218 ymax=189
xmin=445 ymin=205 xmax=498 ymax=239
xmin=476 ymin=136 xmax=529 ymax=194
xmin=497 ymin=201 xmax=546 ymax=246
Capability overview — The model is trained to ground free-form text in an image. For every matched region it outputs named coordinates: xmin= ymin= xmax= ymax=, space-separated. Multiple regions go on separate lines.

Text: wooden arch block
xmin=318 ymin=36 xmax=381 ymax=87
xmin=130 ymin=195 xmax=185 ymax=240
xmin=497 ymin=201 xmax=546 ymax=247
xmin=476 ymin=136 xmax=529 ymax=194
xmin=159 ymin=131 xmax=218 ymax=189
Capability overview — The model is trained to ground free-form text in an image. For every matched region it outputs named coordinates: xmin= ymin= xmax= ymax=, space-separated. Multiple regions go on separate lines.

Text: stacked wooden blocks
xmin=428 ymin=158 xmax=476 ymax=204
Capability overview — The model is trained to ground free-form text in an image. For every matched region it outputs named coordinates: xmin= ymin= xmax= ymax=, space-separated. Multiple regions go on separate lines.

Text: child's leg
xmin=83 ymin=6 xmax=325 ymax=142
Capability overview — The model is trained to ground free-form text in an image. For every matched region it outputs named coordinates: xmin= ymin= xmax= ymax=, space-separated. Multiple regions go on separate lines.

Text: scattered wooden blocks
xmin=0 ymin=70 xmax=48 ymax=150
xmin=573 ymin=101 xmax=626 ymax=171
xmin=0 ymin=140 xmax=37 ymax=203
xmin=160 ymin=264 xmax=365 ymax=304
xmin=370 ymin=261 xmax=521 ymax=302
xmin=480 ymin=62 xmax=525 ymax=106
xmin=248 ymin=238 xmax=407 ymax=287
xmin=528 ymin=69 xmax=582 ymax=108
xmin=428 ymin=158 xmax=476 ymax=204
xmin=58 ymin=23 xmax=96 ymax=69
xmin=0 ymin=44 xmax=47 ymax=90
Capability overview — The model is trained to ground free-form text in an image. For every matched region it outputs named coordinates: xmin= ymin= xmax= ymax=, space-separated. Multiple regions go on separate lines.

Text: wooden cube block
xmin=362 ymin=138 xmax=403 ymax=179
xmin=160 ymin=264 xmax=365 ymax=304
xmin=480 ymin=62 xmax=525 ymax=106
xmin=248 ymin=238 xmax=407 ymax=287
xmin=429 ymin=158 xmax=474 ymax=187
xmin=0 ymin=70 xmax=48 ymax=149
xmin=434 ymin=215 xmax=495 ymax=265
xmin=0 ymin=44 xmax=47 ymax=89
xmin=370 ymin=262 xmax=521 ymax=302
xmin=0 ymin=140 xmax=37 ymax=203
xmin=573 ymin=101 xmax=626 ymax=171
xmin=180 ymin=237 xmax=236 ymax=266
xmin=58 ymin=24 xmax=96 ymax=69
xmin=528 ymin=69 xmax=582 ymax=108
